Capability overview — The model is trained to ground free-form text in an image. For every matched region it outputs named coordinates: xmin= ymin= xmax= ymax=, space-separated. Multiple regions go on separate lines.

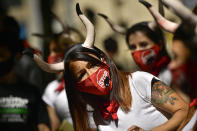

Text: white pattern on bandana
xmin=141 ymin=49 xmax=155 ymax=64
xmin=97 ymin=69 xmax=108 ymax=88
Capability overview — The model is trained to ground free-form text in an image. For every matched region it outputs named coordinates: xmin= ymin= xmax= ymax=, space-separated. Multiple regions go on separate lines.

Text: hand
xmin=139 ymin=0 xmax=152 ymax=8
xmin=127 ymin=125 xmax=145 ymax=131
xmin=22 ymin=48 xmax=34 ymax=58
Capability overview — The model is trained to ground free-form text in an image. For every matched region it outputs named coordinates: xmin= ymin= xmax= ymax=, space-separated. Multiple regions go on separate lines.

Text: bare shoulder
xmin=151 ymin=78 xmax=178 ymax=106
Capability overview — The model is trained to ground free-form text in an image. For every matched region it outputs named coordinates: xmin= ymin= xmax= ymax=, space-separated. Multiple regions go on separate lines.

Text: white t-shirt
xmin=42 ymin=80 xmax=96 ymax=128
xmin=182 ymin=109 xmax=197 ymax=131
xmin=98 ymin=71 xmax=168 ymax=131
xmin=42 ymin=80 xmax=72 ymax=123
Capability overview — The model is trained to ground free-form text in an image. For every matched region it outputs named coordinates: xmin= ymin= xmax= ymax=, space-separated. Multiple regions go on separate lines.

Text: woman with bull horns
xmin=33 ymin=12 xmax=85 ymax=131
xmin=24 ymin=3 xmax=189 ymax=131
xmin=154 ymin=0 xmax=197 ymax=130
xmin=98 ymin=0 xmax=172 ymax=86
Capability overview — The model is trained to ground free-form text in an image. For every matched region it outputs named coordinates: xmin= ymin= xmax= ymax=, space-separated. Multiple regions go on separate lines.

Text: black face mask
xmin=0 ymin=56 xmax=14 ymax=77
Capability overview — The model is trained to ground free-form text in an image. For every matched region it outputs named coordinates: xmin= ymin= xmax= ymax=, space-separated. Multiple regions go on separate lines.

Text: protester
xmin=37 ymin=13 xmax=84 ymax=131
xmin=99 ymin=5 xmax=172 ymax=86
xmin=25 ymin=4 xmax=189 ymax=131
xmin=168 ymin=24 xmax=197 ymax=131
xmin=0 ymin=14 xmax=50 ymax=131
xmin=0 ymin=14 xmax=48 ymax=92
xmin=156 ymin=0 xmax=197 ymax=130
xmin=125 ymin=22 xmax=171 ymax=86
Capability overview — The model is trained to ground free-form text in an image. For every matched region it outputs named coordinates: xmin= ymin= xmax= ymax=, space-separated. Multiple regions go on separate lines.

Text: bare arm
xmin=151 ymin=78 xmax=189 ymax=131
xmin=47 ymin=106 xmax=61 ymax=131
xmin=37 ymin=123 xmax=50 ymax=131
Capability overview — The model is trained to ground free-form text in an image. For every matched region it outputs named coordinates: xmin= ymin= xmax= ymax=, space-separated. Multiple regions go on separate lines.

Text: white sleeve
xmin=42 ymin=80 xmax=59 ymax=108
xmin=131 ymin=71 xmax=160 ymax=103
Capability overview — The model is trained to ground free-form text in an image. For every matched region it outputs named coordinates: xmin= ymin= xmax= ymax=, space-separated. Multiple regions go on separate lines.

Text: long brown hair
xmin=63 ymin=44 xmax=131 ymax=130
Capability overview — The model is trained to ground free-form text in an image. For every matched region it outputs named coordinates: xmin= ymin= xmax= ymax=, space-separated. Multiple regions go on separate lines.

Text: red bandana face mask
xmin=47 ymin=54 xmax=64 ymax=64
xmin=170 ymin=63 xmax=187 ymax=88
xmin=132 ymin=45 xmax=160 ymax=72
xmin=75 ymin=64 xmax=112 ymax=96
xmin=170 ymin=61 xmax=197 ymax=99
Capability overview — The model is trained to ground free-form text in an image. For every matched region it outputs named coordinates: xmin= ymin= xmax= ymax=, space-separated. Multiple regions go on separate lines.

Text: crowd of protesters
xmin=0 ymin=0 xmax=197 ymax=131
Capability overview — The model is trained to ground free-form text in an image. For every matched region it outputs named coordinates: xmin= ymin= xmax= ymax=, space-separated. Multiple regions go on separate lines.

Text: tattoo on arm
xmin=151 ymin=78 xmax=178 ymax=106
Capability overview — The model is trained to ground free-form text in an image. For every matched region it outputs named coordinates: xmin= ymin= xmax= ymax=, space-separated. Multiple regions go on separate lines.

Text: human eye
xmin=77 ymin=71 xmax=86 ymax=82
xmin=140 ymin=42 xmax=148 ymax=47
xmin=129 ymin=44 xmax=136 ymax=51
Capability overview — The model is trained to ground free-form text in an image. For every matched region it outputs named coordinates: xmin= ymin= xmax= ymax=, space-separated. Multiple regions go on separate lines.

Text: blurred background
xmin=1 ymin=0 xmax=196 ymax=71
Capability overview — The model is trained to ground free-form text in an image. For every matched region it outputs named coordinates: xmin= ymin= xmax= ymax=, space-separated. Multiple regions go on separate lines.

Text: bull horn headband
xmin=76 ymin=3 xmax=95 ymax=48
xmin=98 ymin=13 xmax=127 ymax=35
xmin=32 ymin=3 xmax=94 ymax=73
xmin=98 ymin=0 xmax=166 ymax=34
xmin=161 ymin=0 xmax=197 ymax=27
xmin=139 ymin=0 xmax=179 ymax=33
